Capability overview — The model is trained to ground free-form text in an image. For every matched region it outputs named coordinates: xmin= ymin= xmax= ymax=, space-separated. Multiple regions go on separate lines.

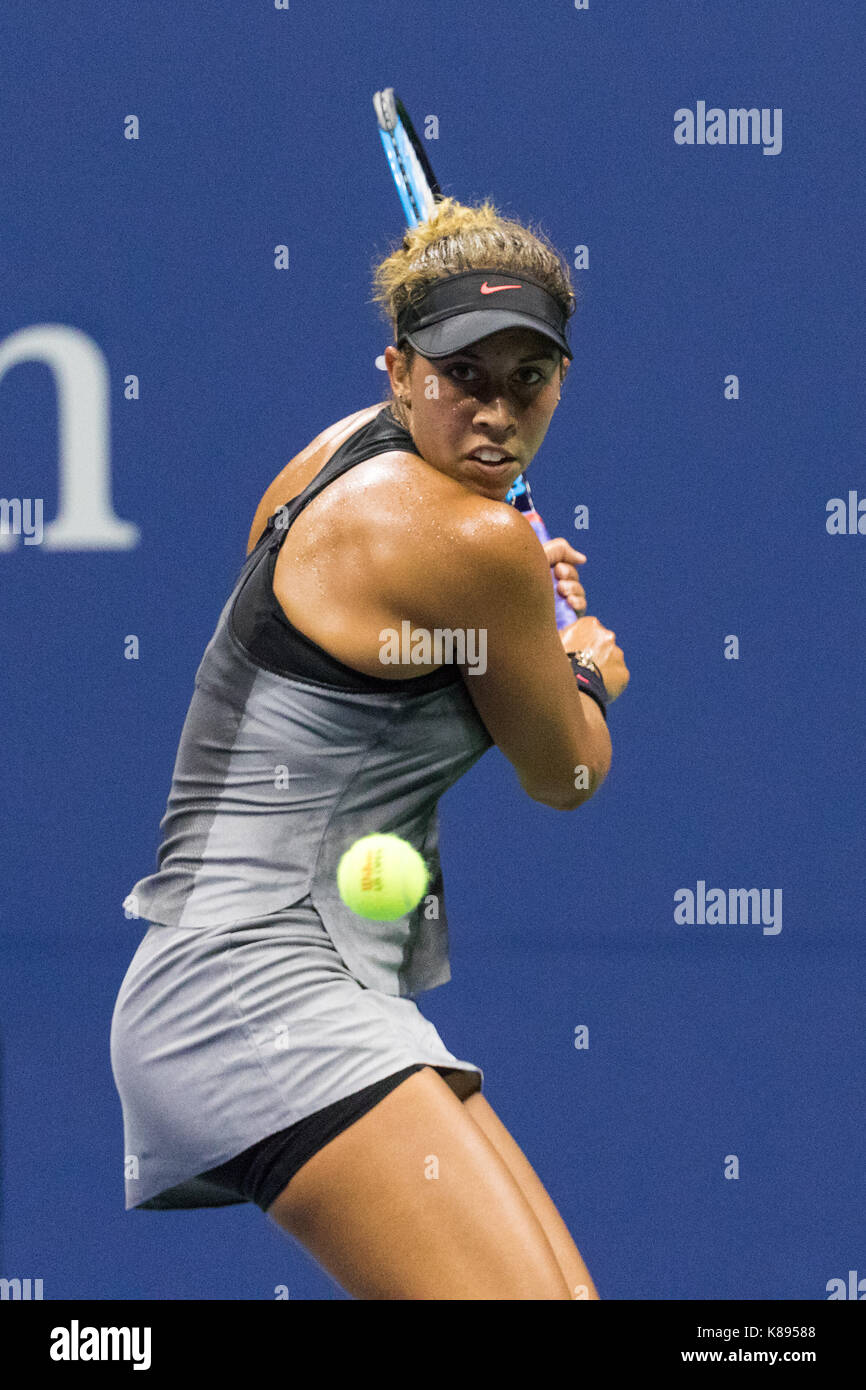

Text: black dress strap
xmin=230 ymin=407 xmax=460 ymax=694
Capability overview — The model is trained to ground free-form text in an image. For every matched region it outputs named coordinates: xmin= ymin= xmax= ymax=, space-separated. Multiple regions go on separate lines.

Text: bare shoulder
xmin=246 ymin=402 xmax=388 ymax=554
xmin=345 ymin=450 xmax=547 ymax=629
xmin=344 ymin=447 xmax=524 ymax=547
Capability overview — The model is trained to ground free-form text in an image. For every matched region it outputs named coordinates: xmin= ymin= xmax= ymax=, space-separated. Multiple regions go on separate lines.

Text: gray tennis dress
xmin=110 ymin=404 xmax=493 ymax=1210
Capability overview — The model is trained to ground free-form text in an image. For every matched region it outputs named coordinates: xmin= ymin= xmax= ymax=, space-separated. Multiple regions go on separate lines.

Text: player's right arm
xmin=406 ymin=499 xmax=616 ymax=811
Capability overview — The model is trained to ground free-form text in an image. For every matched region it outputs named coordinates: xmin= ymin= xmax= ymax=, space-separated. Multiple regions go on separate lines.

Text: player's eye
xmin=445 ymin=363 xmax=546 ymax=385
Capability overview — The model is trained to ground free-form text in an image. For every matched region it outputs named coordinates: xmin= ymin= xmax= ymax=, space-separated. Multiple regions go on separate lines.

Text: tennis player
xmin=110 ymin=196 xmax=629 ymax=1300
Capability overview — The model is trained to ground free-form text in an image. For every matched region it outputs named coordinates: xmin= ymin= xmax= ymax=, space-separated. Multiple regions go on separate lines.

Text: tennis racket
xmin=372 ymin=86 xmax=576 ymax=632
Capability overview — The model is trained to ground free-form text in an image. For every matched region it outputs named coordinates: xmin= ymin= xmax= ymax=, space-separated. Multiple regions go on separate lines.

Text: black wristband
xmin=568 ymin=653 xmax=609 ymax=721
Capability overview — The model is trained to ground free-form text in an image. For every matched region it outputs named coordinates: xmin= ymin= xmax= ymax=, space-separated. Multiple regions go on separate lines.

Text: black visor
xmin=395 ymin=269 xmax=573 ymax=360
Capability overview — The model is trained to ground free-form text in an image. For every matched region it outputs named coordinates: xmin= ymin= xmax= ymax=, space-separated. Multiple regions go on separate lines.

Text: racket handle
xmin=506 ymin=474 xmax=575 ymax=631
xmin=522 ymin=510 xmax=576 ymax=631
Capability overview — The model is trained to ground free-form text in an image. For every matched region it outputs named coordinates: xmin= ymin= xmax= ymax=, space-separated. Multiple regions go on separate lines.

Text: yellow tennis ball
xmin=337 ymin=833 xmax=429 ymax=921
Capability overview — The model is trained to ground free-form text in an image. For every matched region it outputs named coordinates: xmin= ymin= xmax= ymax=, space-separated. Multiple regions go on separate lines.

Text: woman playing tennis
xmin=111 ymin=197 xmax=629 ymax=1300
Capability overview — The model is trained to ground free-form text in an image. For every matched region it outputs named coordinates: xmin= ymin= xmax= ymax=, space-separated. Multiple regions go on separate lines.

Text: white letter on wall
xmin=0 ymin=323 xmax=140 ymax=551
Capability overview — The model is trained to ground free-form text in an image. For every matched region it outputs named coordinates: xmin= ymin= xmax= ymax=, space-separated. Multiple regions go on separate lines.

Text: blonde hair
xmin=370 ymin=196 xmax=576 ymax=415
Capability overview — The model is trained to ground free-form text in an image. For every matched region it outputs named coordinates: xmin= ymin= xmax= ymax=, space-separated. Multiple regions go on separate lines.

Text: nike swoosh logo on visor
xmin=479 ymin=281 xmax=522 ymax=294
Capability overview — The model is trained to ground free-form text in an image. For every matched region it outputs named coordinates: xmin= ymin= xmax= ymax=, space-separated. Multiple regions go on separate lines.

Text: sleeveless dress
xmin=110 ymin=404 xmax=494 ymax=1210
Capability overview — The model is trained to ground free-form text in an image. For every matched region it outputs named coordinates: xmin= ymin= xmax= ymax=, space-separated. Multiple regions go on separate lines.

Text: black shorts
xmin=140 ymin=1064 xmax=428 ymax=1213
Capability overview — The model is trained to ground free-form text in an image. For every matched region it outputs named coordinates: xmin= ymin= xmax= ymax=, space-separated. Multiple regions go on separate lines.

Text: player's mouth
xmin=466 ymin=447 xmax=518 ymax=471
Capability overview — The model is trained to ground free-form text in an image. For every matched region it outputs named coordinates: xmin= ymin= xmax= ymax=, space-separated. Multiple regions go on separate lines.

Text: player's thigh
xmin=461 ymin=1090 xmax=600 ymax=1300
xmin=266 ymin=1065 xmax=573 ymax=1300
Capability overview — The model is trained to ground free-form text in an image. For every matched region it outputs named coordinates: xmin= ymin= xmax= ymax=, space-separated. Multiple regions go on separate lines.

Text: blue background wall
xmin=1 ymin=0 xmax=863 ymax=1299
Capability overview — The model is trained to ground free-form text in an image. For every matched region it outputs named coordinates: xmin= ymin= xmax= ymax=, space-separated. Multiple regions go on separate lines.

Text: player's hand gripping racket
xmin=372 ymin=86 xmax=575 ymax=631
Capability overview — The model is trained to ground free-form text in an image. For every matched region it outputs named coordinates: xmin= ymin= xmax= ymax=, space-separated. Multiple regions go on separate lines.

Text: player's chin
xmin=460 ymin=459 xmax=522 ymax=495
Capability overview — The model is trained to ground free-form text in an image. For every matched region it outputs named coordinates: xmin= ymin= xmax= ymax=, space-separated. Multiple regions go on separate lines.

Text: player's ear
xmin=556 ymin=354 xmax=569 ymax=397
xmin=384 ymin=343 xmax=409 ymax=394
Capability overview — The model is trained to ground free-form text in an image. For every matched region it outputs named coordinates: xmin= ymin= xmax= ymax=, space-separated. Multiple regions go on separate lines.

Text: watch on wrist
xmin=568 ymin=649 xmax=602 ymax=679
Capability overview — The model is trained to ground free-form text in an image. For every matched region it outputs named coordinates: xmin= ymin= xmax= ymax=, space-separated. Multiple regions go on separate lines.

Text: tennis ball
xmin=337 ymin=833 xmax=429 ymax=921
